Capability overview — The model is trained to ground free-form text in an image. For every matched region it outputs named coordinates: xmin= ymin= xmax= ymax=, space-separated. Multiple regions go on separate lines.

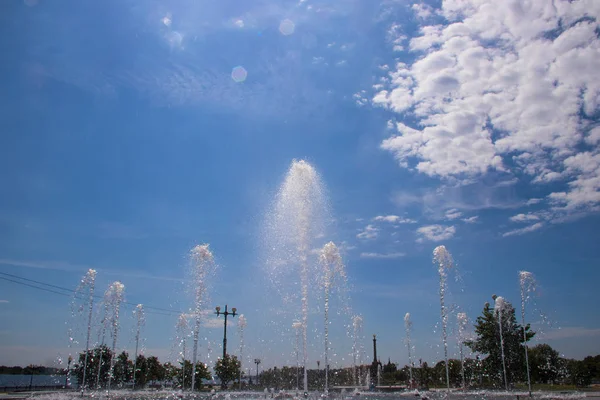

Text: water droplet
xmin=279 ymin=19 xmax=295 ymax=36
xmin=231 ymin=66 xmax=248 ymax=83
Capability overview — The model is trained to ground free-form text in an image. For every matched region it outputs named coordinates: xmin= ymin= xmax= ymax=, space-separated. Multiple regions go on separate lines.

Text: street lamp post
xmin=215 ymin=305 xmax=237 ymax=360
xmin=254 ymin=359 xmax=261 ymax=386
xmin=215 ymin=305 xmax=237 ymax=389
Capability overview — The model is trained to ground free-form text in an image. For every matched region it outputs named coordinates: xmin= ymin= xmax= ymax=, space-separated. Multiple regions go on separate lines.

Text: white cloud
xmin=357 ymin=224 xmax=379 ymax=240
xmin=526 ymin=198 xmax=542 ymax=206
xmin=0 ymin=300 xmax=8 ymax=304
xmin=509 ymin=213 xmax=540 ymax=223
xmin=538 ymin=326 xmax=600 ymax=340
xmin=374 ymin=0 xmax=600 ymax=219
xmin=462 ymin=216 xmax=478 ymax=224
xmin=416 ymin=224 xmax=456 ymax=242
xmin=444 ymin=208 xmax=462 ymax=220
xmin=360 ymin=252 xmax=405 ymax=259
xmin=202 ymin=317 xmax=233 ymax=329
xmin=373 ymin=215 xmax=416 ymax=223
xmin=549 ymin=151 xmax=600 ymax=210
xmin=502 ymin=222 xmax=544 ymax=237
xmin=412 ymin=3 xmax=435 ymax=20
xmin=387 ymin=23 xmax=408 ymax=52
xmin=586 ymin=126 xmax=600 ymax=145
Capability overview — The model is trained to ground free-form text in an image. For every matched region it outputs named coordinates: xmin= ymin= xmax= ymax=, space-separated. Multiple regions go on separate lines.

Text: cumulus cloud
xmin=502 ymin=222 xmax=544 ymax=237
xmin=416 ymin=224 xmax=456 ymax=242
xmin=357 ymin=224 xmax=379 ymax=240
xmin=374 ymin=0 xmax=600 ymax=219
xmin=462 ymin=216 xmax=478 ymax=224
xmin=360 ymin=252 xmax=405 ymax=259
xmin=510 ymin=213 xmax=540 ymax=223
xmin=373 ymin=215 xmax=416 ymax=223
xmin=412 ymin=3 xmax=435 ymax=20
xmin=444 ymin=208 xmax=462 ymax=220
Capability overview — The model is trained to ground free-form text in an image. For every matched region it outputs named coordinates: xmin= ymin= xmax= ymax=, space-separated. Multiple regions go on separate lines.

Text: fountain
xmin=457 ymin=312 xmax=468 ymax=389
xmin=238 ymin=314 xmax=247 ymax=390
xmin=352 ymin=315 xmax=363 ymax=387
xmin=96 ymin=300 xmax=109 ymax=389
xmin=494 ymin=295 xmax=509 ymax=391
xmin=189 ymin=244 xmax=216 ymax=392
xmin=292 ymin=321 xmax=302 ymax=391
xmin=265 ymin=159 xmax=328 ymax=393
xmin=34 ymin=161 xmax=574 ymax=400
xmin=73 ymin=268 xmax=96 ymax=392
xmin=404 ymin=313 xmax=413 ymax=388
xmin=319 ymin=241 xmax=347 ymax=394
xmin=132 ymin=304 xmax=145 ymax=389
xmin=104 ymin=281 xmax=125 ymax=394
xmin=176 ymin=313 xmax=190 ymax=390
xmin=433 ymin=245 xmax=453 ymax=391
xmin=519 ymin=271 xmax=536 ymax=396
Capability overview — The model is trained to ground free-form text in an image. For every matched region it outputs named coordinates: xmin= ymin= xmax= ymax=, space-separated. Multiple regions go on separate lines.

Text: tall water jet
xmin=352 ymin=315 xmax=363 ymax=386
xmin=132 ymin=304 xmax=145 ymax=390
xmin=519 ymin=271 xmax=536 ymax=396
xmin=104 ymin=281 xmax=125 ymax=394
xmin=76 ymin=269 xmax=96 ymax=392
xmin=265 ymin=159 xmax=328 ymax=393
xmin=292 ymin=321 xmax=302 ymax=391
xmin=404 ymin=313 xmax=413 ymax=388
xmin=494 ymin=295 xmax=509 ymax=391
xmin=433 ymin=245 xmax=452 ymax=391
xmin=96 ymin=301 xmax=109 ymax=389
xmin=238 ymin=314 xmax=247 ymax=390
xmin=457 ymin=312 xmax=468 ymax=389
xmin=176 ymin=314 xmax=190 ymax=390
xmin=189 ymin=244 xmax=216 ymax=392
xmin=319 ymin=241 xmax=347 ymax=394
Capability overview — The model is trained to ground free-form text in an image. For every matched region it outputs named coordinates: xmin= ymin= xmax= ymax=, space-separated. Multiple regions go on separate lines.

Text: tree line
xmin=4 ymin=299 xmax=599 ymax=390
xmin=0 ymin=365 xmax=63 ymax=375
xmin=70 ymin=346 xmax=242 ymax=390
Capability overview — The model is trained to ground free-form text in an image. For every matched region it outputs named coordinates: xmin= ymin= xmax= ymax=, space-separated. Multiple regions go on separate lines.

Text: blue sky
xmin=1 ymin=0 xmax=600 ymax=371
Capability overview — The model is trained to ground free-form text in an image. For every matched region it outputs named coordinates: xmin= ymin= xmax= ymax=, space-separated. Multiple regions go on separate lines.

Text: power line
xmin=0 ymin=276 xmax=75 ymax=298
xmin=0 ymin=271 xmax=183 ymax=316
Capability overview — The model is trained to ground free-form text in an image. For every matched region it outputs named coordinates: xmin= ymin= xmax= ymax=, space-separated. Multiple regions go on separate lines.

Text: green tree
xmin=528 ymin=344 xmax=561 ymax=384
xmin=134 ymin=354 xmax=149 ymax=388
xmin=176 ymin=359 xmax=211 ymax=390
xmin=433 ymin=360 xmax=462 ymax=387
xmin=381 ymin=359 xmax=398 ymax=385
xmin=162 ymin=362 xmax=179 ymax=386
xmin=113 ymin=351 xmax=133 ymax=386
xmin=72 ymin=345 xmax=113 ymax=388
xmin=566 ymin=359 xmax=593 ymax=387
xmin=466 ymin=301 xmax=535 ymax=387
xmin=214 ymin=355 xmax=241 ymax=389
xmin=146 ymin=356 xmax=164 ymax=385
xmin=582 ymin=355 xmax=600 ymax=381
xmin=418 ymin=361 xmax=432 ymax=389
